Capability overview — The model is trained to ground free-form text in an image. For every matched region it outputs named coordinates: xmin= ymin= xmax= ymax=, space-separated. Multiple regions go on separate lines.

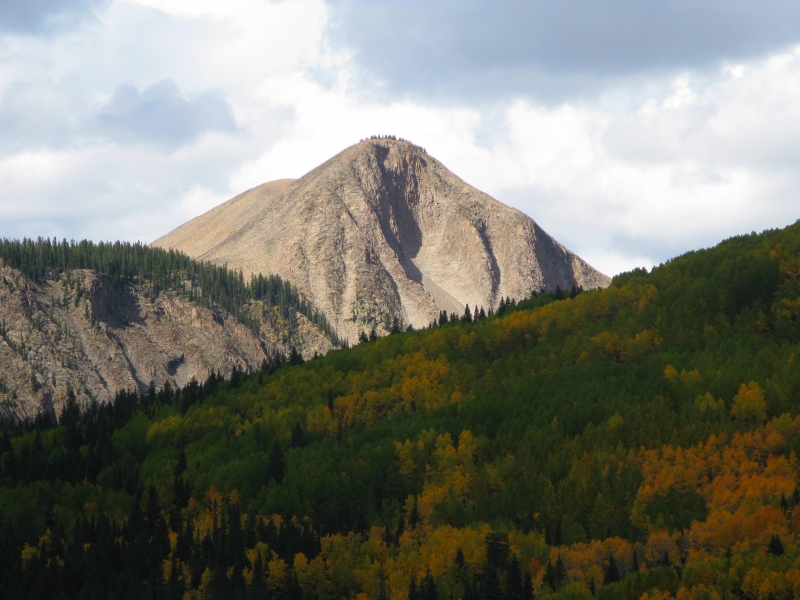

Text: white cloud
xmin=441 ymin=54 xmax=800 ymax=275
xmin=1 ymin=0 xmax=800 ymax=279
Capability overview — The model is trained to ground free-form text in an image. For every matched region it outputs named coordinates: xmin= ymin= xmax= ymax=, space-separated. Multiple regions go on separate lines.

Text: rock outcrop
xmin=0 ymin=265 xmax=331 ymax=417
xmin=154 ymin=139 xmax=610 ymax=342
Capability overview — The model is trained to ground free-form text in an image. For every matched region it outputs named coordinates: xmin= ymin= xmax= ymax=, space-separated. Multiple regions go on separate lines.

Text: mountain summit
xmin=154 ymin=138 xmax=610 ymax=340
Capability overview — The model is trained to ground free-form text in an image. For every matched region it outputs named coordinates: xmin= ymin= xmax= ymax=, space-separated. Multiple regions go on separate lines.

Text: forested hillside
xmin=3 ymin=222 xmax=800 ymax=599
xmin=0 ymin=238 xmax=341 ymax=345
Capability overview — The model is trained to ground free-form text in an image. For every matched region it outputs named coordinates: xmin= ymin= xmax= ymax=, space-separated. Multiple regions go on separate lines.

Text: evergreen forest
xmin=0 ymin=238 xmax=341 ymax=345
xmin=3 ymin=222 xmax=800 ymax=599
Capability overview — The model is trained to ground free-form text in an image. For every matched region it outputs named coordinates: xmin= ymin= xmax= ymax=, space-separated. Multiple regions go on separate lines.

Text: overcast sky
xmin=2 ymin=0 xmax=800 ymax=276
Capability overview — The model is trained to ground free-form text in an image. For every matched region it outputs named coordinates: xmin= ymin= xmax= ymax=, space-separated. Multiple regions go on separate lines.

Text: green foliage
xmin=643 ymin=485 xmax=708 ymax=532
xmin=1 ymin=221 xmax=800 ymax=598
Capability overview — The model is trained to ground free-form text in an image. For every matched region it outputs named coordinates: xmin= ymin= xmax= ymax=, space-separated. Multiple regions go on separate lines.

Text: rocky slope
xmin=0 ymin=264 xmax=332 ymax=417
xmin=154 ymin=139 xmax=610 ymax=342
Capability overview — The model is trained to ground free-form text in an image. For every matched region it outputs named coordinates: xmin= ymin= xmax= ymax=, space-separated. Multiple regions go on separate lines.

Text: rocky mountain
xmin=154 ymin=138 xmax=610 ymax=342
xmin=0 ymin=263 xmax=332 ymax=417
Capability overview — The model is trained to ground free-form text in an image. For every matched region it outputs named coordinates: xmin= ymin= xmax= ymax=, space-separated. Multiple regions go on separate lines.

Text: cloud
xmin=3 ymin=0 xmax=800 ymax=282
xmin=0 ymin=80 xmax=87 ymax=152
xmin=0 ymin=78 xmax=237 ymax=154
xmin=443 ymin=55 xmax=800 ymax=275
xmin=95 ymin=80 xmax=237 ymax=150
xmin=329 ymin=0 xmax=800 ymax=103
xmin=0 ymin=0 xmax=108 ymax=34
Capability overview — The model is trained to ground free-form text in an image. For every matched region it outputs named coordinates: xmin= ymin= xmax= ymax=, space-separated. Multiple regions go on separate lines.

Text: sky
xmin=2 ymin=1 xmax=800 ymax=276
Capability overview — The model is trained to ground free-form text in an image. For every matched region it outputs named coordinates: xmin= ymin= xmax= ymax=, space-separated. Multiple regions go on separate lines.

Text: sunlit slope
xmin=154 ymin=139 xmax=610 ymax=342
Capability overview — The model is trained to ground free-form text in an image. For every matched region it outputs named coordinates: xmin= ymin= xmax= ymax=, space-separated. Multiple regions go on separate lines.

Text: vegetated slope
xmin=0 ymin=239 xmax=337 ymax=416
xmin=3 ymin=221 xmax=800 ymax=599
xmin=154 ymin=137 xmax=610 ymax=342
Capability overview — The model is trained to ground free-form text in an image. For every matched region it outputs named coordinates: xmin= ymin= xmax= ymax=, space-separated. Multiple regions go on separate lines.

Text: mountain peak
xmin=154 ymin=141 xmax=609 ymax=342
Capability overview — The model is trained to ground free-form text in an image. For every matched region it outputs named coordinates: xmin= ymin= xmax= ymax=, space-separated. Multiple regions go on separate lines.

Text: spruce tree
xmin=395 ymin=514 xmax=405 ymax=544
xmin=768 ymin=534 xmax=785 ymax=556
xmin=290 ymin=423 xmax=308 ymax=448
xmin=462 ymin=304 xmax=472 ymax=323
xmin=424 ymin=570 xmax=437 ymax=600
xmin=409 ymin=496 xmax=420 ymax=528
xmin=555 ymin=556 xmax=567 ymax=588
xmin=267 ymin=441 xmax=285 ymax=485
xmin=506 ymin=555 xmax=523 ymax=600
xmin=409 ymin=576 xmax=419 ymax=600
xmin=390 ymin=317 xmax=402 ymax=334
xmin=604 ymin=552 xmax=620 ymax=584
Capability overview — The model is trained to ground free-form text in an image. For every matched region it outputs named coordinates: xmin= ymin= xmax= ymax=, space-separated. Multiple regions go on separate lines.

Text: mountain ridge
xmin=0 ymin=239 xmax=334 ymax=416
xmin=154 ymin=139 xmax=610 ymax=342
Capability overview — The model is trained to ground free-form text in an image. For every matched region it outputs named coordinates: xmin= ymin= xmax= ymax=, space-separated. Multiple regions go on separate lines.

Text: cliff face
xmin=154 ymin=139 xmax=610 ymax=341
xmin=0 ymin=265 xmax=331 ymax=417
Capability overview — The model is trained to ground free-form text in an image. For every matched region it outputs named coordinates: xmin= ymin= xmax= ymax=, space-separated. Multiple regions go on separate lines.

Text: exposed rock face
xmin=154 ymin=139 xmax=610 ymax=341
xmin=0 ymin=265 xmax=331 ymax=417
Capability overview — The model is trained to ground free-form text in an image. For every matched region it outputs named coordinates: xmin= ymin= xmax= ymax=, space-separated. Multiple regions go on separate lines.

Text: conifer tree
xmin=395 ymin=514 xmax=405 ymax=544
xmin=768 ymin=534 xmax=785 ymax=556
xmin=462 ymin=304 xmax=472 ymax=323
xmin=290 ymin=423 xmax=307 ymax=448
xmin=390 ymin=317 xmax=402 ymax=334
xmin=408 ymin=496 xmax=420 ymax=528
xmin=409 ymin=576 xmax=419 ymax=600
xmin=267 ymin=441 xmax=285 ymax=484
xmin=604 ymin=552 xmax=620 ymax=584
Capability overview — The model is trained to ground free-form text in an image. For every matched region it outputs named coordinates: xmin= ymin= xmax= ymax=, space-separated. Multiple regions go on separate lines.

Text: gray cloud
xmin=330 ymin=0 xmax=800 ymax=103
xmin=0 ymin=79 xmax=237 ymax=154
xmin=0 ymin=0 xmax=108 ymax=34
xmin=95 ymin=80 xmax=237 ymax=150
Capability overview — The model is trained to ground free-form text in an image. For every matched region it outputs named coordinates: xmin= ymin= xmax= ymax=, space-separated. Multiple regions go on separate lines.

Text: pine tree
xmin=290 ymin=423 xmax=308 ymax=448
xmin=423 ymin=570 xmax=437 ymax=600
xmin=604 ymin=552 xmax=620 ymax=584
xmin=395 ymin=514 xmax=405 ymax=544
xmin=462 ymin=304 xmax=472 ymax=323
xmin=555 ymin=556 xmax=567 ymax=588
xmin=497 ymin=297 xmax=506 ymax=316
xmin=390 ymin=317 xmax=402 ymax=334
xmin=173 ymin=448 xmax=190 ymax=509
xmin=267 ymin=441 xmax=285 ymax=484
xmin=409 ymin=576 xmax=419 ymax=600
xmin=523 ymin=571 xmax=533 ymax=600
xmin=768 ymin=534 xmax=785 ymax=556
xmin=409 ymin=496 xmax=420 ymax=528
xmin=288 ymin=346 xmax=304 ymax=366
xmin=506 ymin=555 xmax=523 ymax=600
xmin=543 ymin=560 xmax=556 ymax=591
